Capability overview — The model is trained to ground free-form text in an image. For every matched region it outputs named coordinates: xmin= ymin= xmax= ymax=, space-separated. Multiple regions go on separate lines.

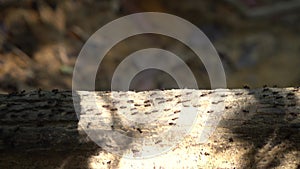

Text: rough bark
xmin=0 ymin=87 xmax=299 ymax=169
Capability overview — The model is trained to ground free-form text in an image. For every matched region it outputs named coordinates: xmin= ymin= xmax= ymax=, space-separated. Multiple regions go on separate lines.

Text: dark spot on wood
xmin=111 ymin=125 xmax=114 ymax=129
xmin=131 ymin=112 xmax=138 ymax=115
xmin=144 ymin=104 xmax=151 ymax=107
xmin=275 ymin=96 xmax=283 ymax=99
xmin=52 ymin=89 xmax=58 ymax=93
xmin=177 ymin=100 xmax=190 ymax=104
xmin=263 ymin=88 xmax=269 ymax=92
xmin=175 ymin=95 xmax=181 ymax=98
xmin=292 ymin=88 xmax=299 ymax=92
xmin=229 ymin=138 xmax=234 ymax=142
xmin=207 ymin=110 xmax=214 ymax=113
xmin=112 ymin=101 xmax=120 ymax=104
xmin=150 ymin=92 xmax=157 ymax=96
xmin=225 ymin=106 xmax=232 ymax=109
xmin=127 ymin=100 xmax=134 ymax=103
xmin=134 ymin=103 xmax=141 ymax=106
xmin=169 ymin=122 xmax=176 ymax=125
xmin=287 ymin=103 xmax=296 ymax=107
xmin=120 ymin=106 xmax=127 ymax=109
xmin=172 ymin=117 xmax=178 ymax=121
xmin=287 ymin=93 xmax=295 ymax=97
xmin=174 ymin=110 xmax=181 ymax=114
xmin=137 ymin=128 xmax=142 ymax=133
xmin=200 ymin=94 xmax=207 ymax=97
xmin=152 ymin=110 xmax=158 ymax=113
xmin=155 ymin=140 xmax=162 ymax=144
xmin=243 ymin=85 xmax=250 ymax=89
xmin=155 ymin=97 xmax=164 ymax=100
xmin=212 ymin=101 xmax=222 ymax=104
xmin=87 ymin=122 xmax=91 ymax=128
xmin=235 ymin=92 xmax=243 ymax=96
xmin=242 ymin=110 xmax=249 ymax=113
xmin=263 ymin=85 xmax=268 ymax=88
xmin=144 ymin=100 xmax=151 ymax=103
xmin=186 ymin=92 xmax=192 ymax=95
xmin=130 ymin=108 xmax=137 ymax=111
xmin=102 ymin=105 xmax=110 ymax=108
xmin=158 ymin=101 xmax=165 ymax=104
xmin=272 ymin=91 xmax=279 ymax=95
xmin=132 ymin=149 xmax=139 ymax=153
xmin=164 ymin=108 xmax=170 ymax=111
xmin=166 ymin=98 xmax=173 ymax=102
xmin=110 ymin=108 xmax=118 ymax=111
xmin=145 ymin=112 xmax=151 ymax=115
xmin=248 ymin=91 xmax=255 ymax=95
xmin=107 ymin=161 xmax=111 ymax=164
xmin=204 ymin=152 xmax=210 ymax=156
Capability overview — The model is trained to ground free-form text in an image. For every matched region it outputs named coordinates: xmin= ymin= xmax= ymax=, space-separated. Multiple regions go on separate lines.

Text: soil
xmin=0 ymin=0 xmax=299 ymax=94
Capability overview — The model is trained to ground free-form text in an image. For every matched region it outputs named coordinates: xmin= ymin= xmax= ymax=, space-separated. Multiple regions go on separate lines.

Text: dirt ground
xmin=0 ymin=0 xmax=299 ymax=94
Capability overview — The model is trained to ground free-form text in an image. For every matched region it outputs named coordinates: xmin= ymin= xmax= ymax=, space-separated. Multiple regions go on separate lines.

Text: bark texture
xmin=0 ymin=87 xmax=299 ymax=169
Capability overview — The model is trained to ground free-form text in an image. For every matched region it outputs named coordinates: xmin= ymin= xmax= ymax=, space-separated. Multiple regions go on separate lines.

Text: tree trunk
xmin=0 ymin=87 xmax=299 ymax=168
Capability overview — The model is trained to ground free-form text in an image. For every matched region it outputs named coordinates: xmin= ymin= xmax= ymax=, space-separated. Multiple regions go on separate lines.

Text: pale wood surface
xmin=0 ymin=87 xmax=299 ymax=168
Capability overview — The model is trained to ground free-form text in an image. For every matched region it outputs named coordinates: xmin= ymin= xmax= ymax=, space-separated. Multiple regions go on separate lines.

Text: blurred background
xmin=0 ymin=0 xmax=299 ymax=93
